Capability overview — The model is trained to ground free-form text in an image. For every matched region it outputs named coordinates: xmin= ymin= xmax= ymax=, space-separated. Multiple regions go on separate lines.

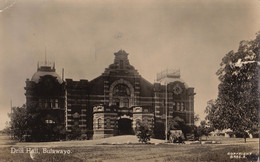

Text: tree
xmin=26 ymin=109 xmax=66 ymax=142
xmin=135 ymin=121 xmax=152 ymax=143
xmin=205 ymin=100 xmax=225 ymax=130
xmin=8 ymin=105 xmax=29 ymax=141
xmin=24 ymin=101 xmax=66 ymax=142
xmin=210 ymin=32 xmax=260 ymax=143
xmin=194 ymin=114 xmax=200 ymax=125
xmin=249 ymin=124 xmax=259 ymax=138
xmin=194 ymin=120 xmax=213 ymax=143
xmin=200 ymin=120 xmax=214 ymax=140
xmin=68 ymin=125 xmax=82 ymax=140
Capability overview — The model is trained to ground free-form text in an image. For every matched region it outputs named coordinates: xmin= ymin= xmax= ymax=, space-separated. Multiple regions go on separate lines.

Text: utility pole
xmin=165 ymin=79 xmax=168 ymax=142
xmin=157 ymin=69 xmax=170 ymax=142
xmin=157 ymin=68 xmax=180 ymax=142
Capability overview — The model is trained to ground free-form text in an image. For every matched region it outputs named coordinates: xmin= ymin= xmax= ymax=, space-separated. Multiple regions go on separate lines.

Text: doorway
xmin=118 ymin=118 xmax=133 ymax=135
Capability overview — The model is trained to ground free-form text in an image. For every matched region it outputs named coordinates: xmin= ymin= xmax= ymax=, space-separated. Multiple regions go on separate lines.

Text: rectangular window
xmin=173 ymin=102 xmax=176 ymax=111
xmin=45 ymin=100 xmax=48 ymax=108
xmin=55 ymin=99 xmax=58 ymax=108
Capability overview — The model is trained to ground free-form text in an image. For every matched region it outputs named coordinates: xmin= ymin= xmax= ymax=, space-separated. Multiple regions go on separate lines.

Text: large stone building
xmin=25 ymin=62 xmax=66 ymax=141
xmin=25 ymin=50 xmax=195 ymax=140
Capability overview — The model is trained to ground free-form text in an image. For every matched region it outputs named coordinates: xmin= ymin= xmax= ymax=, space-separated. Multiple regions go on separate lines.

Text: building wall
xmin=25 ymin=50 xmax=195 ymax=140
xmin=153 ymin=81 xmax=195 ymax=125
xmin=65 ymin=79 xmax=88 ymax=135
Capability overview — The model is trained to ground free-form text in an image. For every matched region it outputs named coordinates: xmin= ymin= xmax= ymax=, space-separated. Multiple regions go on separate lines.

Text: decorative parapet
xmin=93 ymin=105 xmax=105 ymax=113
xmin=133 ymin=106 xmax=154 ymax=114
xmin=133 ymin=107 xmax=142 ymax=113
xmin=118 ymin=114 xmax=132 ymax=120
xmin=93 ymin=105 xmax=118 ymax=113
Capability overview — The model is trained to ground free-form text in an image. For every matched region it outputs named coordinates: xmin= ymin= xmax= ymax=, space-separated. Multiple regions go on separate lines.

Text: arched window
xmin=113 ymin=99 xmax=120 ymax=107
xmin=106 ymin=119 xmax=111 ymax=129
xmin=112 ymin=84 xmax=131 ymax=108
xmin=177 ymin=103 xmax=180 ymax=111
xmin=113 ymin=84 xmax=130 ymax=96
xmin=97 ymin=118 xmax=102 ymax=129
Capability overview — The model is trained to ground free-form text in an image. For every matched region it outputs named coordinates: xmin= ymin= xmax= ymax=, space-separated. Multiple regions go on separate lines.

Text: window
xmin=112 ymin=84 xmax=131 ymax=108
xmin=45 ymin=120 xmax=55 ymax=124
xmin=106 ymin=119 xmax=111 ymax=128
xmin=55 ymin=99 xmax=58 ymax=108
xmin=113 ymin=84 xmax=130 ymax=96
xmin=177 ymin=103 xmax=180 ymax=111
xmin=97 ymin=118 xmax=102 ymax=129
xmin=39 ymin=99 xmax=43 ymax=108
xmin=173 ymin=102 xmax=176 ymax=111
xmin=45 ymin=100 xmax=48 ymax=108
xmin=123 ymin=99 xmax=129 ymax=107
xmin=113 ymin=99 xmax=120 ymax=107
xmin=48 ymin=100 xmax=51 ymax=108
xmin=181 ymin=103 xmax=184 ymax=111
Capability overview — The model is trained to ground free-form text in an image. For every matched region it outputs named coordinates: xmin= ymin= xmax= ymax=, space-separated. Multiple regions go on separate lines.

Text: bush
xmin=135 ymin=121 xmax=152 ymax=143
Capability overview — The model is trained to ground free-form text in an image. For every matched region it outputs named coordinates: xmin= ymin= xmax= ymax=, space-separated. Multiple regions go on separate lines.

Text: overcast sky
xmin=0 ymin=0 xmax=260 ymax=130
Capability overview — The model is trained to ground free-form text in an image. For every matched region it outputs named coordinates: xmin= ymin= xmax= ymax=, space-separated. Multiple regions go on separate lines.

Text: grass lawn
xmin=0 ymin=134 xmax=258 ymax=162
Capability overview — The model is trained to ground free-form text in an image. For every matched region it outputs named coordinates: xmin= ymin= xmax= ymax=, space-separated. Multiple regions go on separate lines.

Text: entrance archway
xmin=118 ymin=118 xmax=133 ymax=135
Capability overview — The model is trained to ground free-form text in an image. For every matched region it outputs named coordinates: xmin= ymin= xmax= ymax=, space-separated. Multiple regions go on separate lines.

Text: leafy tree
xmin=68 ymin=125 xmax=82 ymax=140
xmin=210 ymin=33 xmax=260 ymax=143
xmin=1 ymin=121 xmax=11 ymax=135
xmin=26 ymin=109 xmax=65 ymax=141
xmin=205 ymin=100 xmax=225 ymax=130
xmin=194 ymin=120 xmax=213 ymax=143
xmin=249 ymin=124 xmax=259 ymax=138
xmin=194 ymin=114 xmax=200 ymax=125
xmin=135 ymin=121 xmax=152 ymax=143
xmin=8 ymin=105 xmax=29 ymax=141
xmin=200 ymin=120 xmax=214 ymax=140
xmin=8 ymin=102 xmax=66 ymax=142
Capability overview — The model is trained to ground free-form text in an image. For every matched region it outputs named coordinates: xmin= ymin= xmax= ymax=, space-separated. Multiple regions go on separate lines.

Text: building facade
xmin=25 ymin=50 xmax=195 ymax=140
xmin=25 ymin=62 xmax=66 ymax=141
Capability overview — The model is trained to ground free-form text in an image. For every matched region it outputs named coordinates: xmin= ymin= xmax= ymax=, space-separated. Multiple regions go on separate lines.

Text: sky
xmin=0 ymin=0 xmax=260 ymax=130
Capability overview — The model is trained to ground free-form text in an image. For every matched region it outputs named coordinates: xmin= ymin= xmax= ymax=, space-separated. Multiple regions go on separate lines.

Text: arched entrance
xmin=118 ymin=118 xmax=133 ymax=135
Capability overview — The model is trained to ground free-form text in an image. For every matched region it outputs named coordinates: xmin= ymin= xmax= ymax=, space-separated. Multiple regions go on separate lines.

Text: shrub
xmin=135 ymin=121 xmax=152 ymax=143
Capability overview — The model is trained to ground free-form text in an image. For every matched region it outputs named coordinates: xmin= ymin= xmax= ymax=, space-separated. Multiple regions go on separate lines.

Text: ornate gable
xmin=102 ymin=50 xmax=140 ymax=77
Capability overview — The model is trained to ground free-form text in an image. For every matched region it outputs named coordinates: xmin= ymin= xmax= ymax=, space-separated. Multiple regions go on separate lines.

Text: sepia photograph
xmin=0 ymin=0 xmax=259 ymax=161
